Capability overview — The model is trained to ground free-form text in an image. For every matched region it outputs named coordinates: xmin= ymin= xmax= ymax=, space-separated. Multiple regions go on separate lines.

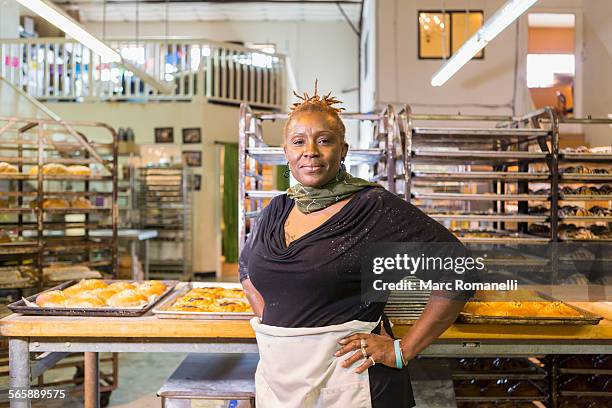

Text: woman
xmin=240 ymin=85 xmax=472 ymax=408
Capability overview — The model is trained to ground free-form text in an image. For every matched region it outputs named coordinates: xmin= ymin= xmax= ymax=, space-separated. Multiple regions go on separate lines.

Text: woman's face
xmin=284 ymin=111 xmax=348 ymax=187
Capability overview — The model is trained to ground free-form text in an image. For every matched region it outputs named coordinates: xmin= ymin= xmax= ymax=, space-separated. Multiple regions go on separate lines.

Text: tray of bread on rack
xmin=459 ymin=290 xmax=602 ymax=325
xmin=8 ymin=279 xmax=177 ymax=317
xmin=153 ymin=282 xmax=254 ymax=320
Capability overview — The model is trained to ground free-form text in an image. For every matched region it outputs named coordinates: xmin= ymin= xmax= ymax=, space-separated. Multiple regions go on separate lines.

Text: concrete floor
xmin=20 ymin=354 xmax=458 ymax=408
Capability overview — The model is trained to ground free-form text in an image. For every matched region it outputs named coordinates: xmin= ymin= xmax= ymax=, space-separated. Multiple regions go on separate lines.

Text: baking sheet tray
xmin=413 ymin=171 xmax=550 ymax=181
xmin=413 ymin=192 xmax=549 ymax=201
xmin=561 ymin=173 xmax=612 ymax=181
xmin=153 ymin=282 xmax=255 ymax=320
xmin=561 ymin=152 xmax=612 ymax=161
xmin=413 ymin=149 xmax=547 ymax=159
xmin=8 ymin=280 xmax=177 ymax=317
xmin=430 ymin=214 xmax=548 ymax=222
xmin=560 ymin=195 xmax=612 ymax=201
xmin=458 ymin=293 xmax=602 ymax=325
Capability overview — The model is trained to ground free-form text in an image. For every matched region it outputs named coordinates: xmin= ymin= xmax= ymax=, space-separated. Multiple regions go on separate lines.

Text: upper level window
xmin=418 ymin=10 xmax=484 ymax=60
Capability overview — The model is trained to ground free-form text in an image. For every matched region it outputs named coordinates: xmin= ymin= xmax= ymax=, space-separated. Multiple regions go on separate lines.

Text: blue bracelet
xmin=393 ymin=339 xmax=403 ymax=369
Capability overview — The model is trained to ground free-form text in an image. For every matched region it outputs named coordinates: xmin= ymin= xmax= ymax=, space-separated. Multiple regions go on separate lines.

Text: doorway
xmin=526 ymin=13 xmax=576 ymax=117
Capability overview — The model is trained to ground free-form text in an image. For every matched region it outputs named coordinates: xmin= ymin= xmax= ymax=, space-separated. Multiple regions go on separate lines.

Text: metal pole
xmin=9 ymin=338 xmax=30 ymax=408
xmin=84 ymin=352 xmax=100 ymax=408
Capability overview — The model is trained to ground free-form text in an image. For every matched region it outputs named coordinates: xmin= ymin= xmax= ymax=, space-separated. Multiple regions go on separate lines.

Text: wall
xmin=365 ymin=0 xmax=612 ymax=146
xmin=45 ymin=100 xmax=283 ymax=273
xmin=83 ymin=21 xmax=360 ymax=136
xmin=528 ymin=27 xmax=574 ymax=53
xmin=582 ymin=1 xmax=612 ymax=147
xmin=0 ymin=0 xmax=20 ymax=38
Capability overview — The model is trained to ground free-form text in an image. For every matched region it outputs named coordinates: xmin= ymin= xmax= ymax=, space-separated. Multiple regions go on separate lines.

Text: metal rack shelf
xmin=0 ymin=115 xmax=119 ymax=288
xmin=412 ymin=127 xmax=549 ymax=138
xmin=560 ymin=152 xmax=612 ymax=161
xmin=238 ymin=103 xmax=403 ymax=252
xmin=412 ymin=192 xmax=549 ymax=201
xmin=246 ymin=147 xmax=384 ymax=166
xmin=559 ymin=216 xmax=612 ymax=222
xmin=138 ymin=166 xmax=192 ymax=280
xmin=412 ymin=149 xmax=548 ymax=160
xmin=560 ymin=173 xmax=612 ymax=182
xmin=430 ymin=214 xmax=548 ymax=222
xmin=412 ymin=171 xmax=550 ymax=181
xmin=559 ymin=195 xmax=612 ymax=201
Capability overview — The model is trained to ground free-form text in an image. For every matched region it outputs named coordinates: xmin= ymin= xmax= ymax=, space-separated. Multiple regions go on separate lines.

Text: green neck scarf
xmin=286 ymin=168 xmax=381 ymax=214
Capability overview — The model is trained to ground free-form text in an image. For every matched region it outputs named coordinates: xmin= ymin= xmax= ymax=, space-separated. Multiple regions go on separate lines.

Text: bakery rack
xmin=399 ymin=106 xmax=558 ymax=245
xmin=137 ymin=166 xmax=193 ymax=280
xmin=0 ymin=116 xmax=119 ymax=289
xmin=237 ymin=103 xmax=405 ymax=252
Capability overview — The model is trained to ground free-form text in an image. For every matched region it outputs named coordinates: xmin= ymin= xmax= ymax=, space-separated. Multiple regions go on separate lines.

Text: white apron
xmin=250 ymin=317 xmax=380 ymax=408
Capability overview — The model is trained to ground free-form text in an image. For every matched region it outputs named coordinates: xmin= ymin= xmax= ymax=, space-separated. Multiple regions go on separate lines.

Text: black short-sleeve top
xmin=239 ymin=187 xmax=471 ymax=328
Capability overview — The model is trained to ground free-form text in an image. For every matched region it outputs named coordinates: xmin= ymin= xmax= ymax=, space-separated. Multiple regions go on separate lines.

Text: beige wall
xmin=365 ymin=0 xmax=612 ymax=146
xmin=45 ymin=100 xmax=283 ymax=273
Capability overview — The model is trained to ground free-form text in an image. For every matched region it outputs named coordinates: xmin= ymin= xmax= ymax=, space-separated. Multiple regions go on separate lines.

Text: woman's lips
xmin=300 ymin=164 xmax=324 ymax=171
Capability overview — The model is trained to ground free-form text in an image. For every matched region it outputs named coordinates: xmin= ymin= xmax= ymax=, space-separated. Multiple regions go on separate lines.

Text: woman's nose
xmin=304 ymin=140 xmax=320 ymax=157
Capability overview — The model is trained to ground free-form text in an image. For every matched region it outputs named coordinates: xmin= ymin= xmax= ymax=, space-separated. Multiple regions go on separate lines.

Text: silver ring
xmin=360 ymin=339 xmax=367 ymax=348
xmin=360 ymin=346 xmax=367 ymax=359
xmin=368 ymin=356 xmax=376 ymax=366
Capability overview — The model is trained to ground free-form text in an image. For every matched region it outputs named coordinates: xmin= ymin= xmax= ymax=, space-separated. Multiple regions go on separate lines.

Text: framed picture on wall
xmin=193 ymin=175 xmax=202 ymax=191
xmin=182 ymin=127 xmax=201 ymax=144
xmin=154 ymin=127 xmax=174 ymax=143
xmin=183 ymin=150 xmax=202 ymax=167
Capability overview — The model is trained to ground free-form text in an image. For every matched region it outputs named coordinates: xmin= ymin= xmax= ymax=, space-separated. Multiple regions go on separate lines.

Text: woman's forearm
xmin=399 ymin=290 xmax=467 ymax=361
xmin=241 ymin=278 xmax=265 ymax=318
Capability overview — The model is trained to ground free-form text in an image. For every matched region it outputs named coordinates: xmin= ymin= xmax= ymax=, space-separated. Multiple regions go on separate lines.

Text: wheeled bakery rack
xmin=399 ymin=106 xmax=558 ymax=245
xmin=0 ymin=116 xmax=119 ymax=288
xmin=0 ymin=115 xmax=120 ymax=405
xmin=137 ymin=166 xmax=192 ymax=280
xmin=237 ymin=103 xmax=406 ymax=252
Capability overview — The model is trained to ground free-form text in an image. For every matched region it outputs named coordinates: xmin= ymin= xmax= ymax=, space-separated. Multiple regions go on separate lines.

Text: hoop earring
xmin=283 ymin=162 xmax=291 ymax=178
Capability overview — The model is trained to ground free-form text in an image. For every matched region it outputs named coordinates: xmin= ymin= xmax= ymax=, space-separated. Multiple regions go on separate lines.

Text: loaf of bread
xmin=63 ymin=279 xmax=108 ymax=296
xmin=107 ymin=282 xmax=137 ymax=292
xmin=106 ymin=290 xmax=148 ymax=307
xmin=35 ymin=290 xmax=67 ymax=307
xmin=70 ymin=197 xmax=92 ymax=209
xmin=28 ymin=163 xmax=69 ymax=176
xmin=0 ymin=162 xmax=18 ymax=173
xmin=67 ymin=165 xmax=91 ymax=176
xmin=64 ymin=296 xmax=105 ymax=308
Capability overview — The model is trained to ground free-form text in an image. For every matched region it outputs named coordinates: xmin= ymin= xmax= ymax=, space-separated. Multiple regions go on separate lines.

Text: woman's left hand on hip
xmin=334 ymin=333 xmax=396 ymax=373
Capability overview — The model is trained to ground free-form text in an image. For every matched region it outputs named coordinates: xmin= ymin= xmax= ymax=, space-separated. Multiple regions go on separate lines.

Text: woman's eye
xmin=292 ymin=139 xmax=304 ymax=145
xmin=318 ymin=138 xmax=329 ymax=144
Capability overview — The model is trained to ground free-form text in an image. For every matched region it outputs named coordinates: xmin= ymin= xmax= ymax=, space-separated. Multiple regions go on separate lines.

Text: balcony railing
xmin=0 ymin=37 xmax=286 ymax=109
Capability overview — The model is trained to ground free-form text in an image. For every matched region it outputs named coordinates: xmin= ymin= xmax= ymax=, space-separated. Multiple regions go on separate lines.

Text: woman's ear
xmin=342 ymin=142 xmax=349 ymax=158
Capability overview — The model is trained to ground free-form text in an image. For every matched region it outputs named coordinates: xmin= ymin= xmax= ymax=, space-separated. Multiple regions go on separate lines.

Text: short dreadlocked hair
xmin=284 ymin=80 xmax=346 ymax=139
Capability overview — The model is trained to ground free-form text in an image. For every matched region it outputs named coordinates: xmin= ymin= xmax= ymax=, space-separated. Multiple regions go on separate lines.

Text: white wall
xmin=84 ymin=21 xmax=359 ymax=125
xmin=365 ymin=0 xmax=612 ymax=146
xmin=0 ymin=0 xmax=20 ymax=38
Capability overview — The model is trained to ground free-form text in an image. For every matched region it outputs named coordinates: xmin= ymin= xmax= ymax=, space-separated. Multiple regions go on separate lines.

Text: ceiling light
xmin=431 ymin=0 xmax=538 ymax=86
xmin=14 ymin=0 xmax=121 ymax=63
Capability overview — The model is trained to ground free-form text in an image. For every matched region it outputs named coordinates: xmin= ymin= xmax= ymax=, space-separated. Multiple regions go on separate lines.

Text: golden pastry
xmin=64 ymin=297 xmax=105 ymax=308
xmin=0 ymin=162 xmax=18 ymax=173
xmin=70 ymin=197 xmax=92 ymax=209
xmin=35 ymin=290 xmax=67 ymax=307
xmin=106 ymin=290 xmax=148 ymax=307
xmin=107 ymin=282 xmax=137 ymax=292
xmin=28 ymin=163 xmax=69 ymax=176
xmin=67 ymin=165 xmax=91 ymax=176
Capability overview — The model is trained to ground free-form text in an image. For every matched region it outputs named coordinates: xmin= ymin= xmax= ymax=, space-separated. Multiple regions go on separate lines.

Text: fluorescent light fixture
xmin=431 ymin=0 xmax=538 ymax=86
xmin=14 ymin=0 xmax=121 ymax=63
